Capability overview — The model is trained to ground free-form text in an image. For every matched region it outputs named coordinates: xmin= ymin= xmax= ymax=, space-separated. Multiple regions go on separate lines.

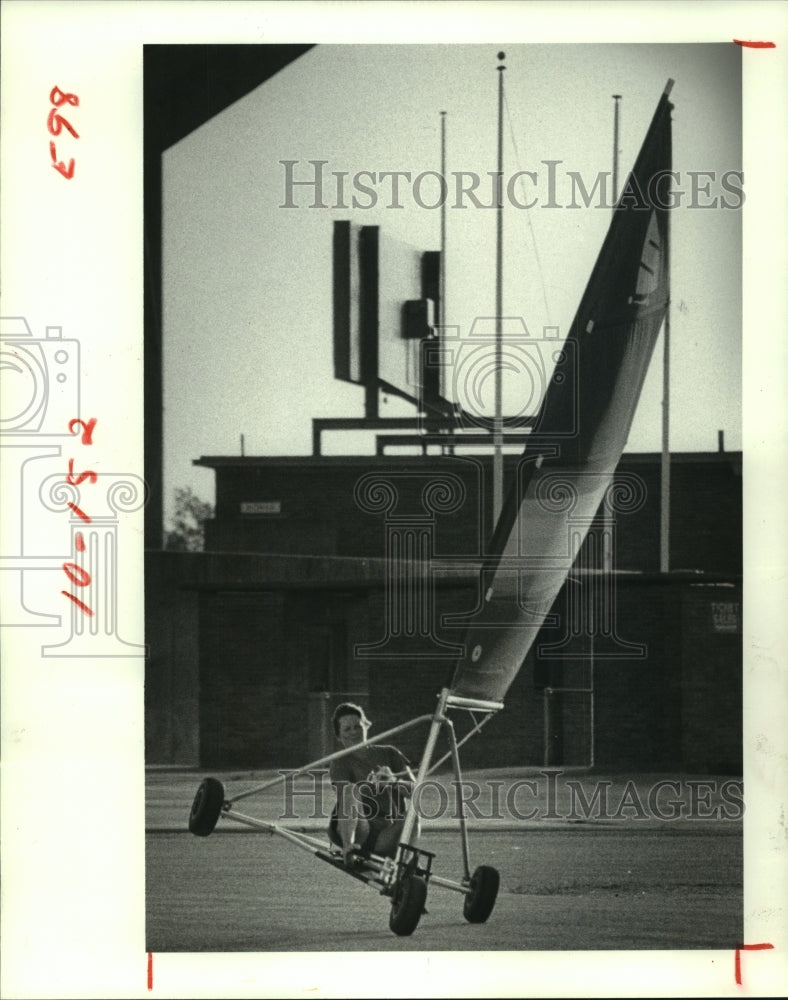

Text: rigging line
xmin=503 ymin=89 xmax=553 ymax=329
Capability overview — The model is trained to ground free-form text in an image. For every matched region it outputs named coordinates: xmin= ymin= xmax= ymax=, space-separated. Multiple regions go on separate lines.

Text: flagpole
xmin=660 ymin=301 xmax=671 ymax=572
xmin=660 ymin=80 xmax=674 ymax=573
xmin=612 ymin=94 xmax=621 ymax=204
xmin=439 ymin=110 xmax=451 ymax=454
xmin=440 ymin=111 xmax=447 ymax=334
xmin=493 ymin=51 xmax=506 ymax=526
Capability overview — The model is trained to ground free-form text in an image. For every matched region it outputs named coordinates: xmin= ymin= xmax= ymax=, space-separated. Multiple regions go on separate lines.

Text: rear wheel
xmin=188 ymin=777 xmax=225 ymax=836
xmin=389 ymin=875 xmax=427 ymax=936
xmin=463 ymin=865 xmax=499 ymax=923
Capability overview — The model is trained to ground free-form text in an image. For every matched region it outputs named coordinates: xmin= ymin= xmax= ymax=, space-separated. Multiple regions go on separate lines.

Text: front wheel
xmin=463 ymin=865 xmax=499 ymax=923
xmin=188 ymin=777 xmax=225 ymax=836
xmin=389 ymin=875 xmax=427 ymax=936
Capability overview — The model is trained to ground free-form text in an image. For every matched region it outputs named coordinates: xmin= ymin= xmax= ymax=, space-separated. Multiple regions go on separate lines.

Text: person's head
xmin=332 ymin=702 xmax=371 ymax=748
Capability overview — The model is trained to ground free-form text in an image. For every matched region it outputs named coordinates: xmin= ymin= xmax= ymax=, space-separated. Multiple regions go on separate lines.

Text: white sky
xmin=163 ymin=42 xmax=742 ymax=521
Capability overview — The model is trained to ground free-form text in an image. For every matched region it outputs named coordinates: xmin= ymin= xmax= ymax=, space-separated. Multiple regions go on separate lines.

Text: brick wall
xmin=160 ymin=567 xmax=740 ymax=773
xmin=198 ymin=591 xmax=287 ymax=767
xmin=679 ymin=587 xmax=742 ymax=772
xmin=203 ymin=452 xmax=741 ymax=574
xmin=583 ymin=582 xmax=685 ymax=770
xmin=145 ymin=554 xmax=200 ymax=765
xmin=530 ymin=578 xmax=741 ymax=772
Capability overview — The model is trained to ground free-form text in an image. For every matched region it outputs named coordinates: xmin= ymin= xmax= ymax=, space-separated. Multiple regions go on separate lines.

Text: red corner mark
xmin=733 ymin=39 xmax=776 ymax=48
xmin=147 ymin=951 xmax=153 ymax=991
xmin=735 ymin=943 xmax=774 ymax=986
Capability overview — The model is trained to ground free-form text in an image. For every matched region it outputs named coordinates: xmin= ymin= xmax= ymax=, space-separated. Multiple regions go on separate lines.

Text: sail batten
xmin=448 ymin=84 xmax=674 ymax=705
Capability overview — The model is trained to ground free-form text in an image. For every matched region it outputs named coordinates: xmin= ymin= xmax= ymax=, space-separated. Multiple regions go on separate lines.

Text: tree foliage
xmin=164 ymin=487 xmax=214 ymax=552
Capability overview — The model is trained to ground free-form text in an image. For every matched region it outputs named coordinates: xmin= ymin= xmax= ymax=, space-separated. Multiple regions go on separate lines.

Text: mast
xmin=449 ymin=81 xmax=673 ymax=706
xmin=493 ymin=51 xmax=506 ymax=526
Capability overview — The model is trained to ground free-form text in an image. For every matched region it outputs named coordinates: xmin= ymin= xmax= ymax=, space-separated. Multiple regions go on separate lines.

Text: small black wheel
xmin=389 ymin=874 xmax=427 ymax=936
xmin=463 ymin=865 xmax=499 ymax=923
xmin=188 ymin=777 xmax=225 ymax=836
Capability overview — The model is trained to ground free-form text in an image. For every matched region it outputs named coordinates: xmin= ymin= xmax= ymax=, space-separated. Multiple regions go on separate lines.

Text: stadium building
xmin=145 ymin=446 xmax=741 ymax=773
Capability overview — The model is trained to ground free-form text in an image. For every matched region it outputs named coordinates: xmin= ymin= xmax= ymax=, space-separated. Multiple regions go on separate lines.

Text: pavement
xmin=146 ymin=764 xmax=744 ymax=834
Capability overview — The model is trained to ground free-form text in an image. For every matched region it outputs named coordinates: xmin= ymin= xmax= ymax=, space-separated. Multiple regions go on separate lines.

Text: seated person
xmin=328 ymin=702 xmax=418 ymax=866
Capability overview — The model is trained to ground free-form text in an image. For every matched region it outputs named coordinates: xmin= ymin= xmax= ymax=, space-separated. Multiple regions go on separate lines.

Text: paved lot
xmin=146 ymin=828 xmax=741 ymax=952
xmin=146 ymin=768 xmax=742 ymax=953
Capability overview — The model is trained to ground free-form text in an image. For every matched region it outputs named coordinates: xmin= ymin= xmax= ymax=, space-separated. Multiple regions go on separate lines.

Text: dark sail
xmin=449 ymin=82 xmax=674 ymax=704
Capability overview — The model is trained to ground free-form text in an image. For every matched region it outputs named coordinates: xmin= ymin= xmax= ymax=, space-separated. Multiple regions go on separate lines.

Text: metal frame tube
xmin=444 ymin=716 xmax=472 ymax=881
xmin=220 ymin=690 xmax=501 ymax=901
xmin=222 ymin=809 xmax=331 ymax=853
xmin=430 ymin=873 xmax=471 ymax=895
xmin=226 ymin=807 xmax=468 ymax=896
xmin=543 ymin=688 xmax=550 ymax=768
xmin=227 ymin=713 xmax=433 ymax=805
xmin=223 ymin=810 xmax=398 ymax=889
xmin=427 ymin=710 xmax=495 ymax=775
xmin=399 ymin=689 xmax=449 ymax=846
xmin=444 ymin=694 xmax=504 ymax=712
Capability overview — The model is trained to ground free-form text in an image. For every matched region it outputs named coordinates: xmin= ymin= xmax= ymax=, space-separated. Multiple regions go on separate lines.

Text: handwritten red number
xmin=62 ymin=591 xmax=93 ymax=616
xmin=62 ymin=410 xmax=94 ymax=616
xmin=67 ymin=459 xmax=98 ymax=487
xmin=68 ymin=417 xmax=97 ymax=444
xmin=66 ymin=502 xmax=92 ymax=523
xmin=50 ymin=86 xmax=79 ymax=108
xmin=48 ymin=108 xmax=79 ymax=139
xmin=49 ymin=88 xmax=78 ymax=180
xmin=63 ymin=562 xmax=90 ymax=587
xmin=50 ymin=142 xmax=75 ymax=180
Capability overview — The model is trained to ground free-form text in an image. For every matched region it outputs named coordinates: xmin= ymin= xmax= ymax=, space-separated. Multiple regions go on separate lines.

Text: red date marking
xmin=47 ymin=107 xmax=79 ymax=139
xmin=66 ymin=458 xmax=97 ymax=487
xmin=50 ymin=86 xmax=79 ymax=108
xmin=62 ymin=562 xmax=90 ymax=587
xmin=68 ymin=417 xmax=96 ymax=445
xmin=49 ymin=87 xmax=79 ymax=180
xmin=61 ymin=591 xmax=93 ymax=616
xmin=50 ymin=142 xmax=75 ymax=181
xmin=62 ymin=418 xmax=97 ymax=616
xmin=66 ymin=501 xmax=91 ymax=523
